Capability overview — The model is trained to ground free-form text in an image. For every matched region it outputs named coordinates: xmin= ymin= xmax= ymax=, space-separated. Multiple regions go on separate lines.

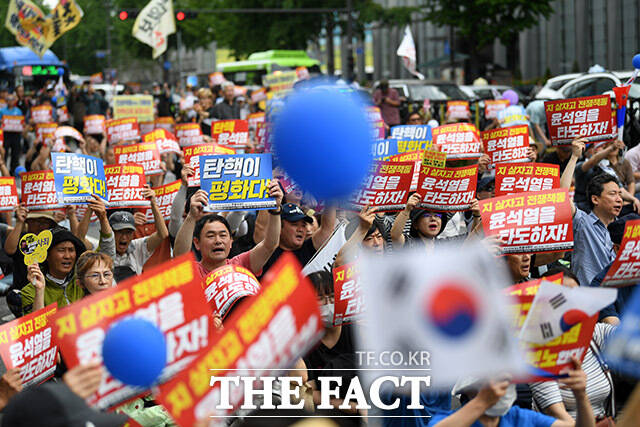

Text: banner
xmin=4 ymin=0 xmax=50 ymax=57
xmin=156 ymin=254 xmax=323 ymax=424
xmin=132 ymin=0 xmax=176 ymax=58
xmin=106 ymin=117 xmax=140 ymax=144
xmin=602 ymin=219 xmax=640 ymax=286
xmin=57 ymin=105 xmax=69 ymax=122
xmin=52 ymin=254 xmax=213 ymax=410
xmin=417 ymin=164 xmax=478 ymax=211
xmin=20 ymin=170 xmax=61 ymax=210
xmin=31 ymin=105 xmax=52 ymax=124
xmin=367 ymin=106 xmax=385 ymax=140
xmin=84 ymin=114 xmax=105 ymax=135
xmin=348 ymin=161 xmax=412 ymax=212
xmin=210 ymin=119 xmax=249 ymax=148
xmin=142 ymin=129 xmax=180 ymax=155
xmin=202 ymin=265 xmax=260 ymax=316
xmin=54 ymin=125 xmax=83 ymax=144
xmin=396 ymin=25 xmax=425 ymax=80
xmin=333 ymin=263 xmax=364 ymax=326
xmin=175 ymin=123 xmax=203 ymax=147
xmin=262 ymin=71 xmax=298 ymax=95
xmin=199 ymin=154 xmax=276 ymax=211
xmin=0 ymin=177 xmax=20 ymax=211
xmin=480 ymin=189 xmax=573 ymax=254
xmin=155 ymin=117 xmax=175 ymax=134
xmin=495 ymin=163 xmax=560 ymax=197
xmin=47 ymin=0 xmax=83 ymax=46
xmin=52 ymin=153 xmax=107 ymax=204
xmin=0 ymin=303 xmax=57 ymax=387
xmin=35 ymin=122 xmax=57 ymax=144
xmin=446 ymin=100 xmax=470 ymax=120
xmin=142 ymin=180 xmax=181 ymax=224
xmin=2 ymin=115 xmax=24 ymax=132
xmin=302 ymin=222 xmax=347 ymax=275
xmin=113 ymin=142 xmax=162 ymax=175
xmin=422 ymin=149 xmax=447 ymax=168
xmin=432 ymin=123 xmax=482 ymax=159
xmin=390 ymin=125 xmax=432 ymax=151
xmin=105 ymin=164 xmax=149 ymax=208
xmin=112 ymin=96 xmax=154 ymax=123
xmin=485 ymin=99 xmax=510 ymax=119
xmin=183 ymin=144 xmax=236 ymax=187
xmin=544 ymin=95 xmax=614 ymax=145
xmin=482 ymin=125 xmax=530 ymax=167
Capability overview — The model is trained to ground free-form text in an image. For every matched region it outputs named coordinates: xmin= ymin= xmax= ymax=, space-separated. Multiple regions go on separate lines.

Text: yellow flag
xmin=46 ymin=0 xmax=84 ymax=45
xmin=4 ymin=0 xmax=52 ymax=57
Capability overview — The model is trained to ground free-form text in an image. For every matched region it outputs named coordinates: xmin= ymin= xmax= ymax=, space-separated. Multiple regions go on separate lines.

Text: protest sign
xmin=251 ymin=88 xmax=267 ymax=103
xmin=54 ymin=126 xmax=84 ymax=143
xmin=5 ymin=0 xmax=51 ymax=57
xmin=106 ymin=118 xmax=140 ymax=144
xmin=210 ymin=119 xmax=249 ymax=148
xmin=504 ymin=273 xmax=563 ymax=297
xmin=367 ymin=106 xmax=385 ymax=139
xmin=155 ymin=117 xmax=175 ymax=134
xmin=390 ymin=125 xmax=433 ymax=153
xmin=183 ymin=144 xmax=236 ymax=187
xmin=0 ymin=129 xmax=3 ymax=147
xmin=0 ymin=304 xmax=58 ymax=387
xmin=601 ymin=219 xmax=640 ymax=286
xmin=417 ymin=164 xmax=478 ymax=211
xmin=485 ymin=99 xmax=510 ymax=119
xmin=422 ymin=149 xmax=447 ymax=168
xmin=19 ymin=230 xmax=52 ymax=265
xmin=494 ymin=163 xmax=560 ymax=197
xmin=202 ymin=265 xmax=261 ymax=317
xmin=156 ymin=253 xmax=323 ymax=424
xmin=31 ymin=105 xmax=53 ymax=124
xmin=544 ymin=95 xmax=614 ymax=145
xmin=57 ymin=106 xmax=69 ymax=123
xmin=432 ymin=123 xmax=482 ymax=159
xmin=482 ymin=125 xmax=530 ymax=166
xmin=175 ymin=123 xmax=203 ymax=147
xmin=52 ymin=153 xmax=107 ymax=204
xmin=348 ymin=161 xmax=412 ymax=211
xmin=333 ymin=263 xmax=364 ymax=326
xmin=254 ymin=122 xmax=268 ymax=151
xmin=498 ymin=105 xmax=530 ymax=127
xmin=112 ymin=95 xmax=154 ymax=123
xmin=262 ymin=71 xmax=298 ymax=95
xmin=480 ymin=188 xmax=573 ymax=254
xmin=247 ymin=112 xmax=265 ymax=130
xmin=447 ymin=100 xmax=470 ymax=119
xmin=113 ymin=142 xmax=162 ymax=175
xmin=139 ymin=122 xmax=154 ymax=135
xmin=84 ymin=115 xmax=105 ymax=135
xmin=199 ymin=154 xmax=276 ymax=211
xmin=209 ymin=72 xmax=225 ymax=86
xmin=142 ymin=180 xmax=181 ymax=224
xmin=105 ymin=164 xmax=149 ymax=208
xmin=1 ymin=115 xmax=24 ymax=132
xmin=35 ymin=123 xmax=57 ymax=144
xmin=20 ymin=170 xmax=61 ymax=210
xmin=302 ymin=222 xmax=347 ymax=276
xmin=142 ymin=129 xmax=180 ymax=155
xmin=0 ymin=177 xmax=19 ymax=211
xmin=52 ymin=254 xmax=214 ymax=410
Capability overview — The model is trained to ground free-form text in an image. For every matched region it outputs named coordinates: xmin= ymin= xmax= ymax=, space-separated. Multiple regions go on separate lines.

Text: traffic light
xmin=176 ymin=10 xmax=198 ymax=21
xmin=117 ymin=9 xmax=139 ymax=20
xmin=176 ymin=11 xmax=185 ymax=21
xmin=118 ymin=10 xmax=128 ymax=20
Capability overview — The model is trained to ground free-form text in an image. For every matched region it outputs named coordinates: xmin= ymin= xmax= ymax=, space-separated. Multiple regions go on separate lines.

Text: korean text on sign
xmin=155 ymin=116 xmax=175 ymax=134
xmin=202 ymin=265 xmax=260 ymax=316
xmin=31 ymin=105 xmax=53 ymax=124
xmin=200 ymin=154 xmax=276 ymax=211
xmin=175 ymin=123 xmax=203 ymax=147
xmin=113 ymin=141 xmax=162 ymax=175
xmin=211 ymin=119 xmax=249 ymax=148
xmin=52 ymin=153 xmax=108 ymax=204
xmin=485 ymin=100 xmax=509 ymax=119
xmin=142 ymin=180 xmax=181 ymax=224
xmin=52 ymin=254 xmax=214 ymax=410
xmin=494 ymin=163 xmax=560 ymax=197
xmin=480 ymin=188 xmax=574 ymax=254
xmin=504 ymin=273 xmax=564 ymax=297
xmin=447 ymin=100 xmax=470 ymax=119
xmin=36 ymin=123 xmax=58 ymax=145
xmin=390 ymin=125 xmax=433 ymax=152
xmin=0 ymin=304 xmax=57 ymax=387
xmin=105 ymin=164 xmax=149 ymax=208
xmin=156 ymin=254 xmax=323 ymax=425
xmin=84 ymin=115 xmax=105 ymax=135
xmin=247 ymin=112 xmax=265 ymax=130
xmin=417 ymin=164 xmax=478 ymax=211
xmin=106 ymin=117 xmax=141 ymax=144
xmin=602 ymin=219 xmax=640 ymax=287
xmin=2 ymin=115 xmax=24 ymax=132
xmin=482 ymin=125 xmax=530 ymax=166
xmin=422 ymin=149 xmax=447 ymax=168
xmin=143 ymin=129 xmax=180 ymax=155
xmin=112 ymin=95 xmax=154 ymax=123
xmin=544 ymin=95 xmax=613 ymax=145
xmin=21 ymin=170 xmax=61 ymax=210
xmin=349 ymin=161 xmax=412 ymax=212
xmin=432 ymin=123 xmax=482 ymax=159
xmin=333 ymin=263 xmax=364 ymax=326
xmin=0 ymin=177 xmax=19 ymax=211
xmin=367 ymin=106 xmax=385 ymax=140
xmin=183 ymin=144 xmax=236 ymax=187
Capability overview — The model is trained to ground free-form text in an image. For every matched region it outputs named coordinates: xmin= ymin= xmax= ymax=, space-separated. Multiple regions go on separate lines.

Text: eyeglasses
xmin=422 ymin=212 xmax=443 ymax=219
xmin=317 ymin=295 xmax=335 ymax=304
xmin=85 ymin=271 xmax=114 ymax=281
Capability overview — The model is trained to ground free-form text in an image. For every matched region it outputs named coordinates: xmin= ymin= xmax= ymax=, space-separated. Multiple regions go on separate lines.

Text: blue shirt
xmin=588 ymin=261 xmax=637 ymax=320
xmin=382 ymin=390 xmax=451 ymax=427
xmin=572 ymin=209 xmax=616 ymax=286
xmin=0 ymin=106 xmax=23 ymax=121
xmin=428 ymin=405 xmax=555 ymax=427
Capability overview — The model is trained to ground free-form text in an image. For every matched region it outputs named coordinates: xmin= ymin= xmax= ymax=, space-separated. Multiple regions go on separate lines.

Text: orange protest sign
xmin=494 ymin=163 xmax=560 ymax=197
xmin=446 ymin=100 xmax=470 ymax=120
xmin=503 ymin=273 xmax=563 ymax=297
xmin=211 ymin=119 xmax=249 ymax=148
xmin=183 ymin=143 xmax=236 ymax=186
xmin=35 ymin=122 xmax=57 ymax=145
xmin=106 ymin=117 xmax=140 ymax=144
xmin=417 ymin=164 xmax=478 ymax=211
xmin=155 ymin=116 xmax=175 ymax=134
xmin=175 ymin=122 xmax=203 ymax=147
xmin=481 ymin=125 xmax=530 ymax=166
xmin=602 ymin=219 xmax=640 ymax=286
xmin=31 ymin=105 xmax=53 ymax=124
xmin=113 ymin=141 xmax=162 ymax=175
xmin=202 ymin=265 xmax=260 ymax=318
xmin=1 ymin=115 xmax=24 ymax=132
xmin=333 ymin=263 xmax=363 ymax=325
xmin=0 ymin=177 xmax=19 ymax=211
xmin=84 ymin=114 xmax=105 ymax=135
xmin=485 ymin=99 xmax=509 ymax=119
xmin=142 ymin=128 xmax=180 ymax=155
xmin=432 ymin=123 xmax=481 ymax=159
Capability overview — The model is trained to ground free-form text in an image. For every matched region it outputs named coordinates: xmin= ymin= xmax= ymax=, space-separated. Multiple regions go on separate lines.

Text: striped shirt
xmin=530 ymin=323 xmax=615 ymax=419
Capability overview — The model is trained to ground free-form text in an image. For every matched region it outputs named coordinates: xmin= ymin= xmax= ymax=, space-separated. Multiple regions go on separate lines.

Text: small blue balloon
xmin=633 ymin=54 xmax=640 ymax=70
xmin=14 ymin=166 xmax=26 ymax=178
xmin=57 ymin=67 xmax=64 ymax=76
xmin=102 ymin=318 xmax=166 ymax=388
xmin=273 ymin=85 xmax=373 ymax=200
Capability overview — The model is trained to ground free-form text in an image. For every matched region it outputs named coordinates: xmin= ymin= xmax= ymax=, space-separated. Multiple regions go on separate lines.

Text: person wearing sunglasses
xmin=390 ymin=193 xmax=449 ymax=251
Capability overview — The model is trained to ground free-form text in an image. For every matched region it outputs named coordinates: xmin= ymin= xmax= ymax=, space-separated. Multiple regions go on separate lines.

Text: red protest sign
xmin=432 ymin=123 xmax=482 ymax=159
xmin=141 ymin=180 xmax=181 ymax=224
xmin=255 ymin=122 xmax=267 ymax=151
xmin=155 ymin=253 xmax=323 ymax=425
xmin=155 ymin=117 xmax=175 ymax=134
xmin=114 ymin=141 xmax=162 ymax=175
xmin=494 ymin=163 xmax=560 ymax=197
xmin=481 ymin=125 xmax=530 ymax=166
xmin=175 ymin=123 xmax=203 ymax=147
xmin=0 ymin=177 xmax=20 ymax=211
xmin=251 ymin=88 xmax=267 ymax=103
xmin=247 ymin=112 xmax=265 ymax=130
xmin=480 ymin=189 xmax=573 ymax=254
xmin=349 ymin=161 xmax=412 ymax=212
xmin=143 ymin=129 xmax=180 ymax=155
xmin=367 ymin=106 xmax=385 ymax=139
xmin=36 ymin=122 xmax=58 ymax=144
xmin=31 ymin=105 xmax=53 ymax=124
xmin=544 ymin=95 xmax=614 ymax=145
xmin=202 ymin=265 xmax=261 ymax=318
xmin=417 ymin=164 xmax=478 ymax=211
xmin=20 ymin=170 xmax=62 ymax=210
xmin=0 ymin=129 xmax=3 ymax=147
xmin=0 ymin=303 xmax=58 ymax=387
xmin=84 ymin=115 xmax=106 ymax=135
xmin=183 ymin=144 xmax=235 ymax=187
xmin=333 ymin=263 xmax=364 ymax=325
xmin=211 ymin=119 xmax=249 ymax=148
xmin=105 ymin=164 xmax=149 ymax=208
xmin=52 ymin=254 xmax=214 ymax=410
xmin=602 ymin=219 xmax=640 ymax=286
xmin=447 ymin=100 xmax=470 ymax=120
xmin=57 ymin=106 xmax=69 ymax=123
xmin=485 ymin=99 xmax=510 ymax=119
xmin=503 ymin=273 xmax=563 ymax=297
xmin=2 ymin=115 xmax=25 ymax=132
xmin=106 ymin=117 xmax=141 ymax=144
xmin=209 ymin=72 xmax=225 ymax=86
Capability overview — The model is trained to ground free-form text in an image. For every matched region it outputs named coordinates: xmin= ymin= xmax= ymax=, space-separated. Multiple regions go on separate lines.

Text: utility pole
xmin=345 ymin=0 xmax=354 ymax=82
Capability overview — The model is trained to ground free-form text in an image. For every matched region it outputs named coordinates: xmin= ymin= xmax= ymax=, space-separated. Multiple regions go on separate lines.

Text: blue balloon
xmin=102 ymin=318 xmax=166 ymax=388
xmin=273 ymin=85 xmax=373 ymax=200
xmin=14 ymin=166 xmax=26 ymax=178
xmin=633 ymin=54 xmax=640 ymax=70
xmin=57 ymin=67 xmax=64 ymax=76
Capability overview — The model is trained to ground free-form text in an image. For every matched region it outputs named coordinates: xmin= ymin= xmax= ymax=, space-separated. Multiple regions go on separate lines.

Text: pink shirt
xmin=196 ymin=250 xmax=257 ymax=279
xmin=373 ymin=88 xmax=401 ymax=126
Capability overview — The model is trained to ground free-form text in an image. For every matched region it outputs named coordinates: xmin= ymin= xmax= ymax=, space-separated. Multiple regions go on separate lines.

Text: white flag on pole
xmin=397 ymin=25 xmax=425 ymax=80
xmin=132 ymin=0 xmax=176 ymax=59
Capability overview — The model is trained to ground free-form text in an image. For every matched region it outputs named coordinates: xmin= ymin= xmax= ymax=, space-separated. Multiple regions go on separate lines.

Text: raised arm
xmin=5 ymin=204 xmax=27 ymax=256
xmin=580 ymin=140 xmax=622 ymax=172
xmin=248 ymin=181 xmax=283 ymax=274
xmin=560 ymin=138 xmax=586 ymax=216
xmin=390 ymin=193 xmax=421 ymax=247
xmin=143 ymin=185 xmax=170 ymax=254
xmin=173 ymin=189 xmax=207 ymax=257
xmin=312 ymin=207 xmax=337 ymax=249
xmin=334 ymin=205 xmax=375 ymax=269
xmin=168 ymin=165 xmax=191 ymax=238
xmin=87 ymin=195 xmax=115 ymax=257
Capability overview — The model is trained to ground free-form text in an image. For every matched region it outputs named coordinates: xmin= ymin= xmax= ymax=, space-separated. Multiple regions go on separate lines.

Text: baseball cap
xmin=108 ymin=211 xmax=136 ymax=231
xmin=281 ymin=203 xmax=312 ymax=224
xmin=26 ymin=210 xmax=57 ymax=224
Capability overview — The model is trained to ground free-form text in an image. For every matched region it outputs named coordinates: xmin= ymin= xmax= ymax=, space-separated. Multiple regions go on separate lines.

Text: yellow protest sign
xmin=112 ymin=95 xmax=154 ymax=123
xmin=20 ymin=230 xmax=53 ymax=265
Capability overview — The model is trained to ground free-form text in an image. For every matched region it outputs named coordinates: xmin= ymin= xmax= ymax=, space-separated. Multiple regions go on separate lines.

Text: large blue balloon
xmin=633 ymin=54 xmax=640 ymax=70
xmin=273 ymin=85 xmax=374 ymax=201
xmin=102 ymin=318 xmax=166 ymax=388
